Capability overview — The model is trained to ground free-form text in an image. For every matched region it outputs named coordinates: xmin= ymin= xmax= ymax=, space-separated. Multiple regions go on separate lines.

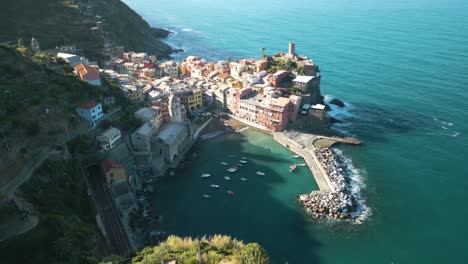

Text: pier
xmin=272 ymin=132 xmax=335 ymax=193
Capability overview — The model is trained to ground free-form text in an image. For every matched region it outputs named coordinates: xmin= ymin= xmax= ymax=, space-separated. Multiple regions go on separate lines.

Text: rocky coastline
xmin=299 ymin=148 xmax=365 ymax=222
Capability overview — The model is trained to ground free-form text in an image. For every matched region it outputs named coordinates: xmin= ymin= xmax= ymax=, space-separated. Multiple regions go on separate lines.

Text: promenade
xmin=272 ymin=132 xmax=335 ymax=193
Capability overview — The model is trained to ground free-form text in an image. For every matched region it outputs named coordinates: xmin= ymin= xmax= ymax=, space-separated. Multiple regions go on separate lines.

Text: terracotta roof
xmin=78 ymin=101 xmax=99 ymax=109
xmin=101 ymin=159 xmax=125 ymax=173
xmin=218 ymin=73 xmax=231 ymax=80
xmin=74 ymin=64 xmax=100 ymax=81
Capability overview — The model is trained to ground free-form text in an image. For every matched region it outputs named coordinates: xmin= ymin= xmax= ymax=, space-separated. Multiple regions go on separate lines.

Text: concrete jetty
xmin=272 ymin=130 xmax=364 ymax=222
xmin=272 ymin=132 xmax=334 ymax=192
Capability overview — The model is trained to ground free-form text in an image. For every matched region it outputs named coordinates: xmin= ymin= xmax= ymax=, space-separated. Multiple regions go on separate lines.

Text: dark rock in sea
xmin=173 ymin=48 xmax=184 ymax=53
xmin=329 ymin=98 xmax=346 ymax=108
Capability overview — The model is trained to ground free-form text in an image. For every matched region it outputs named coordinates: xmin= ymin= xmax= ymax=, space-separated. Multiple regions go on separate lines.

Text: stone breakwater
xmin=299 ymin=148 xmax=361 ymax=221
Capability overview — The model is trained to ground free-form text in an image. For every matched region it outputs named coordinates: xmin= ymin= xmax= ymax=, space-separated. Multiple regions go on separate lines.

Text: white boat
xmin=289 ymin=164 xmax=297 ymax=172
xmin=203 ymin=194 xmax=211 ymax=198
xmin=256 ymin=171 xmax=265 ymax=176
xmin=210 ymin=184 xmax=220 ymax=188
xmin=297 ymin=163 xmax=307 ymax=167
xmin=227 ymin=168 xmax=237 ymax=173
xmin=239 ymin=160 xmax=248 ymax=164
xmin=201 ymin=174 xmax=211 ymax=178
xmin=291 ymin=155 xmax=300 ymax=158
xmin=220 ymin=162 xmax=228 ymax=166
xmin=240 ymin=177 xmax=247 ymax=181
xmin=224 ymin=176 xmax=231 ymax=181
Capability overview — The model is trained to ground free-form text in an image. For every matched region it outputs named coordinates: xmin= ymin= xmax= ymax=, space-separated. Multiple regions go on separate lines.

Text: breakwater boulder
xmin=299 ymin=148 xmax=361 ymax=222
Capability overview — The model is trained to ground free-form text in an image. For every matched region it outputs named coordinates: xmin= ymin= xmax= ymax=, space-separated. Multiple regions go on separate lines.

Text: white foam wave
xmin=430 ymin=116 xmax=460 ymax=138
xmin=181 ymin=28 xmax=193 ymax=32
xmin=333 ymin=149 xmax=372 ymax=224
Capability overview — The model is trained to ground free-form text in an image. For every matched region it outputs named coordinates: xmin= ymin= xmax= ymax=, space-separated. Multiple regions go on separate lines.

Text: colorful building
xmin=74 ymin=64 xmax=101 ymax=86
xmin=75 ymin=101 xmax=104 ymax=127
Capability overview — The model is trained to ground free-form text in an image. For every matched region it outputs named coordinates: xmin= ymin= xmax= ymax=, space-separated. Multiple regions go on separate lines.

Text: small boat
xmin=224 ymin=176 xmax=231 ymax=181
xmin=297 ymin=163 xmax=307 ymax=167
xmin=291 ymin=155 xmax=300 ymax=158
xmin=201 ymin=174 xmax=211 ymax=178
xmin=289 ymin=164 xmax=297 ymax=172
xmin=239 ymin=160 xmax=248 ymax=164
xmin=240 ymin=177 xmax=247 ymax=181
xmin=227 ymin=191 xmax=235 ymax=195
xmin=256 ymin=171 xmax=265 ymax=176
xmin=220 ymin=162 xmax=228 ymax=166
xmin=210 ymin=184 xmax=220 ymax=188
xmin=203 ymin=194 xmax=211 ymax=198
xmin=227 ymin=168 xmax=237 ymax=173
xmin=236 ymin=163 xmax=243 ymax=167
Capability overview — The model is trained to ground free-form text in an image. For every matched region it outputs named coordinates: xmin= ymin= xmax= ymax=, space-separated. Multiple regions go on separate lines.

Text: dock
xmin=272 ymin=132 xmax=335 ymax=193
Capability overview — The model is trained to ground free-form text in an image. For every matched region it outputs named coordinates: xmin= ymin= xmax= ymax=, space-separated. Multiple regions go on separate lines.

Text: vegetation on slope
xmin=128 ymin=235 xmax=269 ymax=264
xmin=0 ymin=160 xmax=108 ymax=264
xmin=0 ymin=44 xmax=106 ymax=186
xmin=0 ymin=0 xmax=173 ymax=60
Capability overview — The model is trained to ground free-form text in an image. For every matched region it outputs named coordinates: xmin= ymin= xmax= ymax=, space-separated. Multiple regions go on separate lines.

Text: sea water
xmin=124 ymin=0 xmax=468 ymax=262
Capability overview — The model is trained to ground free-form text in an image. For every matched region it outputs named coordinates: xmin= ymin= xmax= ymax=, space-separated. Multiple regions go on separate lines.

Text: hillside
xmin=0 ymin=0 xmax=173 ymax=60
xmin=0 ymin=45 xmax=105 ymax=189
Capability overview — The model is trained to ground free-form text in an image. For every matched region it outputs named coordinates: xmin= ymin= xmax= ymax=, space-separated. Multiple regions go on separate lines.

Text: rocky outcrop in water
xmin=329 ymin=98 xmax=345 ymax=108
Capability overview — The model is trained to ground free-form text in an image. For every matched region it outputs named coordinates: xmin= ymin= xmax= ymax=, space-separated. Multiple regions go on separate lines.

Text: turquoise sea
xmin=124 ymin=0 xmax=468 ymax=263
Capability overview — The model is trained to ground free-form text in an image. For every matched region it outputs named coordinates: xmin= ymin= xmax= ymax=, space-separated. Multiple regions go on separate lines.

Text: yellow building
xmin=178 ymin=88 xmax=203 ymax=110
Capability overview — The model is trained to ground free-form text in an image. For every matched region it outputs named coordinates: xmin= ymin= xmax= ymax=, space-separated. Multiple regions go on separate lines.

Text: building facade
xmin=75 ymin=101 xmax=104 ymax=127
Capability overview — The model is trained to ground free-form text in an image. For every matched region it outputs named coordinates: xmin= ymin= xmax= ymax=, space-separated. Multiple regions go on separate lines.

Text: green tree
xmin=239 ymin=243 xmax=269 ymax=264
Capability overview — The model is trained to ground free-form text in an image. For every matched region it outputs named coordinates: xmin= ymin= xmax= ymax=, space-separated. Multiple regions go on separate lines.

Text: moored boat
xmin=297 ymin=163 xmax=307 ymax=167
xmin=289 ymin=164 xmax=297 ymax=172
xmin=239 ymin=160 xmax=247 ymax=164
xmin=224 ymin=176 xmax=231 ymax=181
xmin=210 ymin=184 xmax=220 ymax=188
xmin=240 ymin=177 xmax=247 ymax=181
xmin=203 ymin=194 xmax=211 ymax=198
xmin=256 ymin=171 xmax=265 ymax=176
xmin=227 ymin=190 xmax=235 ymax=195
xmin=291 ymin=155 xmax=300 ymax=158
xmin=227 ymin=168 xmax=237 ymax=173
xmin=220 ymin=162 xmax=228 ymax=166
xmin=201 ymin=174 xmax=211 ymax=178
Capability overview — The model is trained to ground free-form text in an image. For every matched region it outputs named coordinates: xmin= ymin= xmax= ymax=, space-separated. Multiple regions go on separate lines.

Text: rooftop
xmin=78 ymin=101 xmax=99 ymax=110
xmin=158 ymin=122 xmax=187 ymax=144
xmin=135 ymin=107 xmax=156 ymax=119
xmin=311 ymin=104 xmax=326 ymax=110
xmin=293 ymin=75 xmax=315 ymax=83
xmin=136 ymin=122 xmax=156 ymax=136
xmin=74 ymin=64 xmax=100 ymax=81
xmin=100 ymin=127 xmax=121 ymax=138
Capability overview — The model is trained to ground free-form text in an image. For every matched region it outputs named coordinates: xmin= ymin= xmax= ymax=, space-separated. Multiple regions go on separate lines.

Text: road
xmin=86 ymin=165 xmax=132 ymax=254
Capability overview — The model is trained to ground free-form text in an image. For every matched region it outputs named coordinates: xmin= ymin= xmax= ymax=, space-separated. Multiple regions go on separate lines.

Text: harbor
xmin=149 ymin=128 xmax=322 ymax=263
